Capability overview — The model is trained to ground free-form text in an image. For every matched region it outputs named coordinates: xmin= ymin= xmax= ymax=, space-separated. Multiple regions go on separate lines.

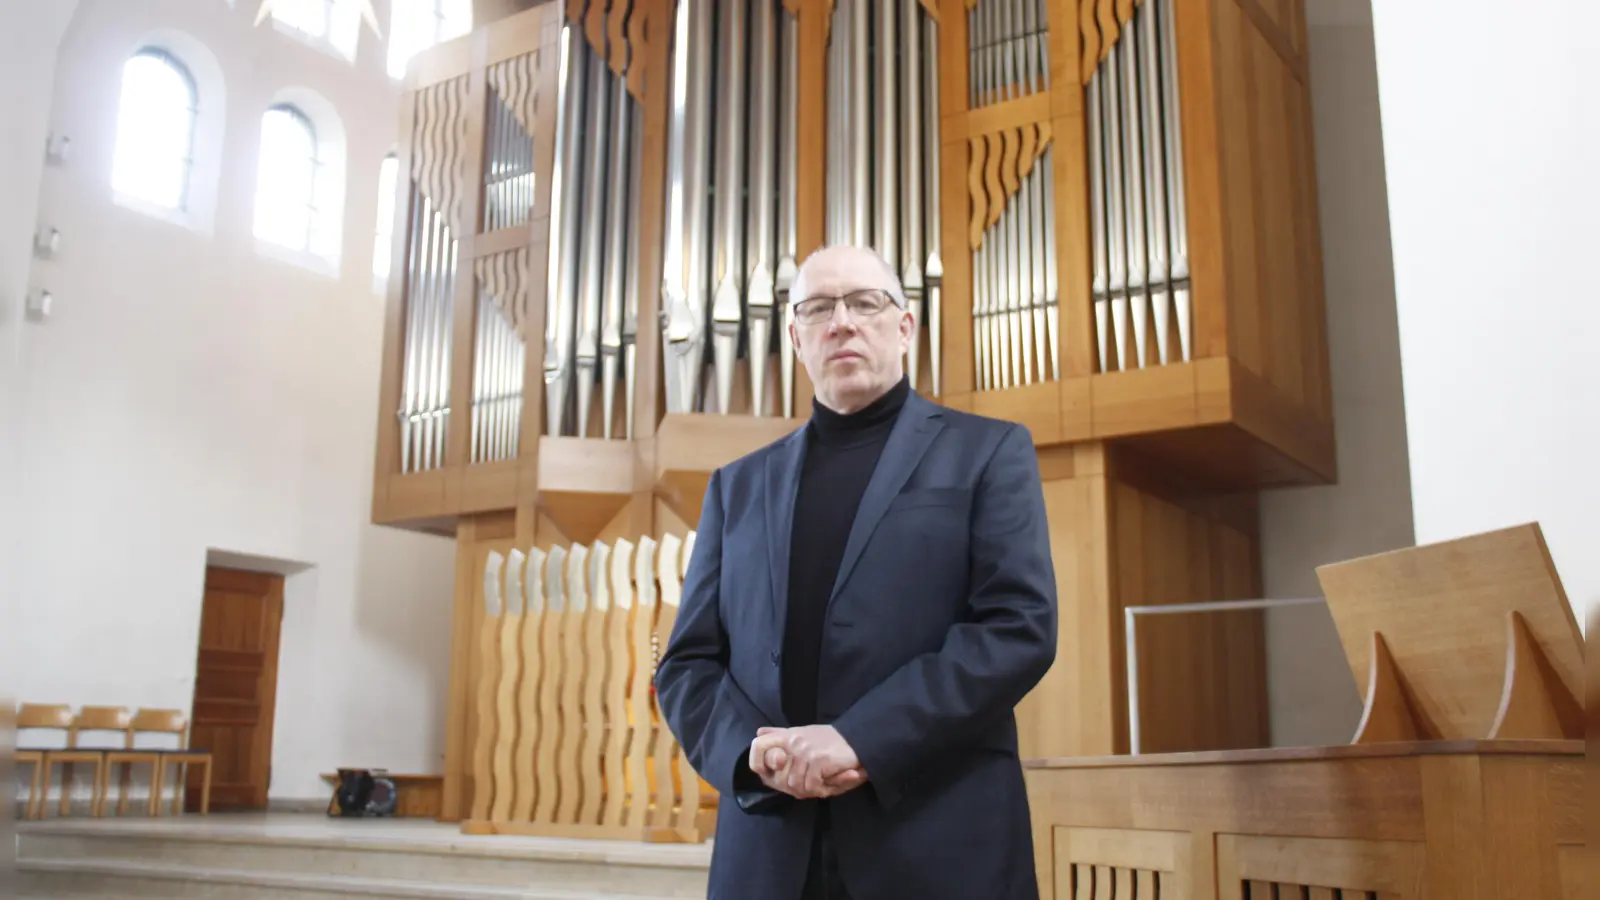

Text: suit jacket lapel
xmin=765 ymin=427 xmax=807 ymax=626
xmin=827 ymin=392 xmax=944 ymax=606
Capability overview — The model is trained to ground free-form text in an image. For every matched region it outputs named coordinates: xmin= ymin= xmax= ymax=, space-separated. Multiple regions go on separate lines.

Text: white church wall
xmin=13 ymin=0 xmax=457 ymax=803
xmin=1370 ymin=0 xmax=1598 ymax=635
xmin=1 ymin=3 xmax=81 ymax=851
xmin=1257 ymin=5 xmax=1412 ymax=748
xmin=2 ymin=1 xmax=82 ymax=709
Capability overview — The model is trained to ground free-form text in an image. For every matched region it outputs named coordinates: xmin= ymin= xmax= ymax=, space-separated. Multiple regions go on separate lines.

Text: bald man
xmin=655 ymin=245 xmax=1058 ymax=900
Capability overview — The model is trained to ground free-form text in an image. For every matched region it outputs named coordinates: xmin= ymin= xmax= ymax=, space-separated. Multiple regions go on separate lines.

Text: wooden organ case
xmin=369 ymin=0 xmax=1342 ymax=835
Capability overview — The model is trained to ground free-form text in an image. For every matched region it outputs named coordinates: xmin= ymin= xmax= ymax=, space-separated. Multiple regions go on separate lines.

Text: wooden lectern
xmin=1023 ymin=523 xmax=1587 ymax=899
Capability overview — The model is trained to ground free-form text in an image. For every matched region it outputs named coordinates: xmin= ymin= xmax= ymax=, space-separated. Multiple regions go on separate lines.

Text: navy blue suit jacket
xmin=654 ymin=390 xmax=1058 ymax=900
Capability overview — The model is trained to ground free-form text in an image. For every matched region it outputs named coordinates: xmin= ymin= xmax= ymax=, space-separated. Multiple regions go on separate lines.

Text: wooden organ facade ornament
xmin=371 ymin=0 xmax=1335 ymax=825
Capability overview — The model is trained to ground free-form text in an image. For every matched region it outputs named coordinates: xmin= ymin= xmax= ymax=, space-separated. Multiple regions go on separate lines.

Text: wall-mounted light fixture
xmin=44 ymin=134 xmax=71 ymax=164
xmin=33 ymin=227 xmax=60 ymax=260
xmin=26 ymin=289 xmax=53 ymax=322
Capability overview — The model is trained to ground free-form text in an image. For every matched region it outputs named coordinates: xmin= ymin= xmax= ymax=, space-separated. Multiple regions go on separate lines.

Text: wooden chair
xmin=16 ymin=704 xmax=73 ymax=820
xmin=106 ymin=708 xmax=212 ymax=816
xmin=46 ymin=706 xmax=130 ymax=817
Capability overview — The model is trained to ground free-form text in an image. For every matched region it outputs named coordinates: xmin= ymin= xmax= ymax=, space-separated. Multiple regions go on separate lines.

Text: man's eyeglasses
xmin=791 ymin=289 xmax=900 ymax=326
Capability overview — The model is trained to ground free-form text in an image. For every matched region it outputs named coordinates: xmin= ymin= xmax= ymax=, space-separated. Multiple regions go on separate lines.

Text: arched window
xmin=253 ymin=104 xmax=320 ymax=252
xmin=110 ymin=49 xmax=198 ymax=210
xmin=373 ymin=152 xmax=399 ymax=290
xmin=387 ymin=0 xmax=471 ymax=79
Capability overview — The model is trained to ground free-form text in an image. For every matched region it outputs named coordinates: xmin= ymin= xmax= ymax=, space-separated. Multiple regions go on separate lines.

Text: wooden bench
xmin=320 ymin=772 xmax=445 ymax=819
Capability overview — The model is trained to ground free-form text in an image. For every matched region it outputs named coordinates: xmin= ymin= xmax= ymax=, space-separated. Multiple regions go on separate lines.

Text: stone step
xmin=19 ymin=815 xmax=711 ymax=899
xmin=20 ymin=857 xmax=694 ymax=900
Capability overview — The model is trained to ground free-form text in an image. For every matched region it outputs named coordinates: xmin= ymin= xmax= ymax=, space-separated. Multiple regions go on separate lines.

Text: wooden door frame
xmin=193 ymin=566 xmax=285 ymax=810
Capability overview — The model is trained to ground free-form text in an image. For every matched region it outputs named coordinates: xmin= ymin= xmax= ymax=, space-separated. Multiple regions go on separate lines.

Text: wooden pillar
xmin=1017 ymin=442 xmax=1268 ymax=760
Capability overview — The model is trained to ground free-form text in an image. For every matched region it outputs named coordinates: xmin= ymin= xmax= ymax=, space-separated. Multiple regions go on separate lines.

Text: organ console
xmin=1026 ymin=523 xmax=1587 ymax=899
xmin=368 ymin=0 xmax=1486 ymax=861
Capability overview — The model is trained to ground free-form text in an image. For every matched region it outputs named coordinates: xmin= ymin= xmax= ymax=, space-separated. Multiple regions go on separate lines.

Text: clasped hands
xmin=747 ymin=724 xmax=867 ymax=800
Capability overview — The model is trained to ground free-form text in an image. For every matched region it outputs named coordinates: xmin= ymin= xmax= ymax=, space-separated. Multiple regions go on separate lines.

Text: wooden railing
xmin=461 ymin=530 xmax=712 ymax=842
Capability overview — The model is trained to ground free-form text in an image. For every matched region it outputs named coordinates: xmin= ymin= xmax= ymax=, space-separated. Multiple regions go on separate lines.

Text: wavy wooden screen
xmin=409 ymin=76 xmax=471 ymax=235
xmin=1080 ymin=0 xmax=1146 ymax=84
xmin=475 ymin=248 xmax=530 ymax=337
xmin=565 ymin=0 xmax=648 ymax=100
xmin=966 ymin=123 xmax=1053 ymax=252
xmin=462 ymin=532 xmax=711 ymax=842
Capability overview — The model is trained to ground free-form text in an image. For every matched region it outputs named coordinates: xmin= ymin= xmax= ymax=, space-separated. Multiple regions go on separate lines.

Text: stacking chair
xmin=16 ymin=704 xmax=73 ymax=820
xmin=44 ymin=706 xmax=130 ymax=817
xmin=106 ymin=708 xmax=213 ymax=816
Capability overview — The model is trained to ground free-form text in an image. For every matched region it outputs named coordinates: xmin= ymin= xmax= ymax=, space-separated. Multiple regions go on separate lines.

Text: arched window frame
xmin=373 ymin=151 xmax=400 ymax=292
xmin=253 ymin=103 xmax=322 ymax=255
xmin=110 ymin=47 xmax=200 ymax=214
xmin=252 ymin=89 xmax=348 ymax=276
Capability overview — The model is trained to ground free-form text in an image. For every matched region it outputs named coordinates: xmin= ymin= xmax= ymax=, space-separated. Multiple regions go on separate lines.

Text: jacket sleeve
xmin=830 ymin=423 xmax=1058 ymax=809
xmin=652 ymin=468 xmax=790 ymax=813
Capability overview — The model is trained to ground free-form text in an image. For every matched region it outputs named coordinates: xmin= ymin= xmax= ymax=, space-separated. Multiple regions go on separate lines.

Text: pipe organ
xmin=373 ymin=0 xmax=1340 ymax=835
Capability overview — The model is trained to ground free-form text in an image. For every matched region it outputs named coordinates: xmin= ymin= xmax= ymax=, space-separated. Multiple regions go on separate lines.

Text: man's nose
xmin=827 ymin=304 xmax=857 ymax=332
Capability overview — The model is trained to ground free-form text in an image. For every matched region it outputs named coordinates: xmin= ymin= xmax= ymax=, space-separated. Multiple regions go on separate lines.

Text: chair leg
xmin=199 ymin=760 xmax=212 ymax=815
xmin=27 ymin=761 xmax=43 ymax=820
xmin=92 ymin=760 xmax=107 ymax=818
xmin=58 ymin=762 xmax=72 ymax=817
xmin=149 ymin=760 xmax=164 ymax=817
xmin=117 ymin=761 xmax=130 ymax=816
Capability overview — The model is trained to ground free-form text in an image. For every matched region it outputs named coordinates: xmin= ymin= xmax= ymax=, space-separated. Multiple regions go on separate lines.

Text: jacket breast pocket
xmin=885 ymin=487 xmax=971 ymax=514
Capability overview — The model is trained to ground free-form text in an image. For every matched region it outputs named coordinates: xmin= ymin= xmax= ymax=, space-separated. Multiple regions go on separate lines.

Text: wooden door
xmin=188 ymin=566 xmax=284 ymax=811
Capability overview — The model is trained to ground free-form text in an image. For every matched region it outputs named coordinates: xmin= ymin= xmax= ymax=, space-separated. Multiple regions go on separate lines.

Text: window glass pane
xmin=388 ymin=0 xmax=472 ymax=79
xmin=111 ymin=51 xmax=195 ymax=210
xmin=440 ymin=0 xmax=472 ymax=42
xmin=253 ymin=107 xmax=319 ymax=251
xmin=272 ymin=0 xmax=330 ymax=39
xmin=373 ymin=154 xmax=399 ymax=284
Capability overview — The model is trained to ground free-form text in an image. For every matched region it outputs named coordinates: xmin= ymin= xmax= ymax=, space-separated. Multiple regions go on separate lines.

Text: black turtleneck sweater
xmin=781 ymin=376 xmax=910 ymax=726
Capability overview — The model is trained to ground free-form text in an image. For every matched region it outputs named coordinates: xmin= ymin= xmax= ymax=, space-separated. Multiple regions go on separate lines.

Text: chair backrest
xmin=71 ymin=706 xmax=133 ymax=748
xmin=17 ymin=703 xmax=73 ymax=730
xmin=130 ymin=708 xmax=191 ymax=748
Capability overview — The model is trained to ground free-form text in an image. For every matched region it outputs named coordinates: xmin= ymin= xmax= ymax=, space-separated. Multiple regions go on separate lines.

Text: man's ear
xmin=787 ymin=319 xmax=800 ymax=353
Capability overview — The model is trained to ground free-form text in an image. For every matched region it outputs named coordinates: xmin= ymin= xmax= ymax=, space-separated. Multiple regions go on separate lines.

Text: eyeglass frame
xmin=789 ymin=288 xmax=905 ymax=326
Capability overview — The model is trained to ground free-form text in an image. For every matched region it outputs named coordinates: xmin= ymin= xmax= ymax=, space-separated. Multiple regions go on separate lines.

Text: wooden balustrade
xmin=460 ymin=530 xmax=713 ymax=842
xmin=1025 ymin=523 xmax=1588 ymax=899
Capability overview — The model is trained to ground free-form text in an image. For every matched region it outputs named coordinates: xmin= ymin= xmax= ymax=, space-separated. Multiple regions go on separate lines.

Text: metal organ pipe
xmin=814 ymin=0 xmax=944 ymax=398
xmin=1085 ymin=0 xmax=1192 ymax=374
xmin=546 ymin=26 xmax=585 ymax=435
xmin=746 ymin=0 xmax=778 ymax=418
xmin=659 ymin=0 xmax=805 ymax=417
xmin=573 ymin=49 xmax=611 ymax=439
xmin=521 ymin=10 xmax=646 ymax=439
xmin=776 ymin=4 xmax=800 ymax=417
xmin=709 ymin=0 xmax=749 ymax=417
xmin=600 ymin=68 xmax=631 ymax=440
